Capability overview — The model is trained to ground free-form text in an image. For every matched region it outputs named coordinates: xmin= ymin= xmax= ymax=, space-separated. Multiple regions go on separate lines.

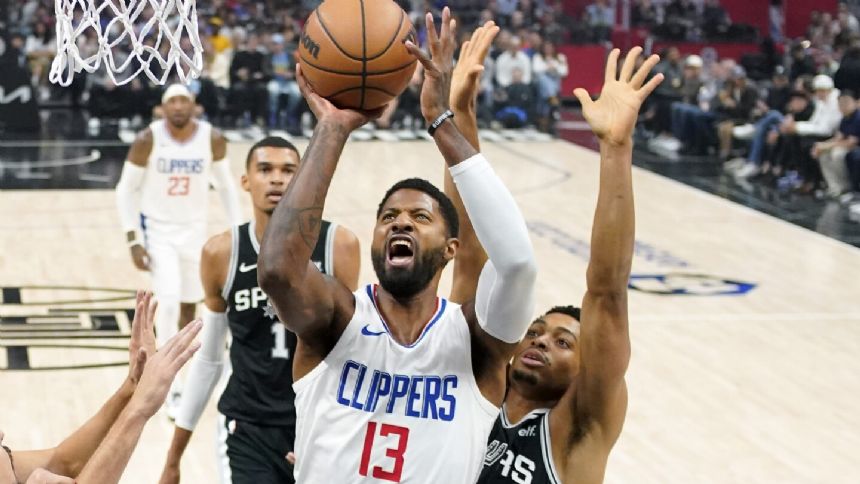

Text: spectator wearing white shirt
xmin=495 ymin=36 xmax=531 ymax=88
xmin=532 ymin=41 xmax=568 ymax=132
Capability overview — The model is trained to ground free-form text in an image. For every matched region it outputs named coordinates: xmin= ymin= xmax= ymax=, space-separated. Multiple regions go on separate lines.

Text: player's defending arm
xmin=445 ymin=21 xmax=499 ymax=304
xmin=210 ymin=130 xmax=244 ymax=226
xmin=407 ymin=9 xmax=537 ymax=405
xmin=257 ymin=67 xmax=381 ymax=359
xmin=116 ymin=129 xmax=152 ymax=271
xmin=562 ymin=48 xmax=663 ymax=453
xmin=159 ymin=233 xmax=232 ymax=484
xmin=11 ymin=293 xmax=157 ymax=482
xmin=75 ymin=320 xmax=202 ymax=484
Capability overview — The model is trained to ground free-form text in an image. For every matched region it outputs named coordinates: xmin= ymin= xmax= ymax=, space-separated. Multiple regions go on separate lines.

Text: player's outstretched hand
xmin=127 ymin=291 xmax=157 ymax=386
xmin=450 ymin=20 xmax=499 ymax=113
xmin=573 ymin=47 xmax=663 ymax=147
xmin=128 ymin=319 xmax=202 ymax=418
xmin=295 ymin=64 xmax=385 ymax=132
xmin=404 ymin=7 xmax=457 ymax=124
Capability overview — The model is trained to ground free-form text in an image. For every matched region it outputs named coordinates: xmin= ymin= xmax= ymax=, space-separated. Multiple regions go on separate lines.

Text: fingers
xmin=631 ymin=53 xmax=660 ymax=89
xmin=573 ymin=88 xmax=594 ymax=109
xmin=605 ymin=48 xmax=620 ymax=83
xmin=295 ymin=64 xmax=313 ymax=97
xmin=405 ymin=41 xmax=434 ymax=72
xmin=466 ymin=64 xmax=484 ymax=84
xmin=286 ymin=452 xmax=297 ymax=465
xmin=163 ymin=318 xmax=201 ymax=359
xmin=440 ymin=7 xmax=451 ymax=47
xmin=473 ymin=24 xmax=499 ymax=63
xmin=619 ymin=46 xmax=642 ymax=82
xmin=425 ymin=12 xmax=438 ymax=51
xmin=458 ymin=40 xmax=471 ymax=63
xmin=639 ymin=72 xmax=665 ymax=99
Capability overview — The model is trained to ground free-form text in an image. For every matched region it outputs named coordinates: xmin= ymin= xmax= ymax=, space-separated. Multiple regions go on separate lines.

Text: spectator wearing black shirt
xmin=495 ymin=67 xmax=535 ymax=128
xmin=702 ymin=0 xmax=731 ymax=40
xmin=835 ymin=46 xmax=860 ymax=96
xmin=714 ymin=68 xmax=759 ymax=160
xmin=631 ymin=0 xmax=658 ymax=29
xmin=229 ymin=33 xmax=269 ymax=125
xmin=789 ymin=43 xmax=816 ymax=82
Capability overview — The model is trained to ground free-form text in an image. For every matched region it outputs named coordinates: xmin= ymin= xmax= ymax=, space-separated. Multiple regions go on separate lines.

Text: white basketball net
xmin=50 ymin=0 xmax=204 ymax=86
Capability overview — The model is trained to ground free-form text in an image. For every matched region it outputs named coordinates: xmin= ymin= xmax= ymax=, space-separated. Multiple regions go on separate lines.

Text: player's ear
xmin=444 ymin=237 xmax=459 ymax=261
xmin=241 ymin=174 xmax=250 ymax=193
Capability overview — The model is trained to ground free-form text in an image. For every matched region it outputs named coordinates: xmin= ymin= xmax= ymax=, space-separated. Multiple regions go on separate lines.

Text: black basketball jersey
xmin=477 ymin=406 xmax=562 ymax=484
xmin=218 ymin=219 xmax=337 ymax=427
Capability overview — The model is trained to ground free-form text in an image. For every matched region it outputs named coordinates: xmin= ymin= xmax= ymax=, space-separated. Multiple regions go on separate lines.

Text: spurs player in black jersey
xmin=158 ymin=137 xmax=360 ymax=484
xmin=446 ymin=36 xmax=664 ymax=483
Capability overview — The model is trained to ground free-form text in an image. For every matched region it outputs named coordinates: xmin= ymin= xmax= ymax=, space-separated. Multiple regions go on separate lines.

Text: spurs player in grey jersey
xmin=445 ymin=35 xmax=665 ymax=483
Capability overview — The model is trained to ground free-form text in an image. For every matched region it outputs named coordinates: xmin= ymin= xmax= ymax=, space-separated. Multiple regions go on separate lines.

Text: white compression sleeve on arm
xmin=115 ymin=162 xmax=145 ymax=233
xmin=174 ymin=308 xmax=229 ymax=431
xmin=451 ymin=153 xmax=537 ymax=344
xmin=211 ymin=159 xmax=243 ymax=226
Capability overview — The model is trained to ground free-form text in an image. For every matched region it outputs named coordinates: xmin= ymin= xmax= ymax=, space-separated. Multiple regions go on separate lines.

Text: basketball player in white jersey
xmin=115 ymin=84 xmax=243 ymax=414
xmin=258 ymin=8 xmax=537 ymax=483
xmin=447 ymin=42 xmax=665 ymax=483
xmin=158 ymin=137 xmax=360 ymax=484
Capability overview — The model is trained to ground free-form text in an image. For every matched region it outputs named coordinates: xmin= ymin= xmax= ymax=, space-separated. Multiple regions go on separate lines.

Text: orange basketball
xmin=298 ymin=0 xmax=418 ymax=110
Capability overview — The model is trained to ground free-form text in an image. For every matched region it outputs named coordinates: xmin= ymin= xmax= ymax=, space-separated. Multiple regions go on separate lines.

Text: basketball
xmin=297 ymin=0 xmax=418 ymax=110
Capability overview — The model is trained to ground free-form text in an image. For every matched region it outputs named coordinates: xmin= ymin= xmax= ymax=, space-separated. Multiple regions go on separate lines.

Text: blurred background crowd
xmin=3 ymin=0 xmax=860 ymax=209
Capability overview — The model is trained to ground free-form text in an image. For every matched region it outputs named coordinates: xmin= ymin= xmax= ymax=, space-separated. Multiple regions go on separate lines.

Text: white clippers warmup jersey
xmin=293 ymin=284 xmax=500 ymax=484
xmin=141 ymin=119 xmax=213 ymax=224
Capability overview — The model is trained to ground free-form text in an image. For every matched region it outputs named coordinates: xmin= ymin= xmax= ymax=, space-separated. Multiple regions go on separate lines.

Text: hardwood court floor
xmin=1 ymin=139 xmax=859 ymax=483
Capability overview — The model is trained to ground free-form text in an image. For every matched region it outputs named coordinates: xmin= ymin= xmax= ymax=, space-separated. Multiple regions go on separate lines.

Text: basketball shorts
xmin=218 ymin=415 xmax=295 ymax=484
xmin=141 ymin=215 xmax=206 ymax=303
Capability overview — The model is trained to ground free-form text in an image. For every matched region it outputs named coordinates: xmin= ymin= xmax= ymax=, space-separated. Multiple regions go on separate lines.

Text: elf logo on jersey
xmin=518 ymin=425 xmax=537 ymax=437
xmin=628 ymin=273 xmax=756 ymax=296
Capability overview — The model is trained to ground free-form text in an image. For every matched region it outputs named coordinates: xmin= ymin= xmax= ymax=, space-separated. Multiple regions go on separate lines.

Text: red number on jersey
xmin=167 ymin=176 xmax=190 ymax=196
xmin=359 ymin=421 xmax=410 ymax=482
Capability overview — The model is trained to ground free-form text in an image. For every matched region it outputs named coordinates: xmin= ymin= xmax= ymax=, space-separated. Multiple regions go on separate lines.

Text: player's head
xmin=161 ymin=84 xmax=195 ymax=129
xmin=509 ymin=306 xmax=581 ymax=401
xmin=372 ymin=179 xmax=459 ymax=299
xmin=241 ymin=136 xmax=301 ymax=215
xmin=0 ymin=431 xmax=15 ymax=484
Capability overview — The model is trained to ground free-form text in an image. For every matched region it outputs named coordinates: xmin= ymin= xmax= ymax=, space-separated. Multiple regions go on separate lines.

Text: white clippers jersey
xmin=293 ymin=284 xmax=500 ymax=484
xmin=141 ymin=119 xmax=213 ymax=224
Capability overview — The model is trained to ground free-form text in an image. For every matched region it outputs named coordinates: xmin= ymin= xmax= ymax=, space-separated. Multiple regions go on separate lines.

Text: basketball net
xmin=50 ymin=0 xmax=204 ymax=86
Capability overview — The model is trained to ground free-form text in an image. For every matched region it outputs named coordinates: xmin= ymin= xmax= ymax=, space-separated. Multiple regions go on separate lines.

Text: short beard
xmin=371 ymin=246 xmax=447 ymax=299
xmin=510 ymin=368 xmax=539 ymax=386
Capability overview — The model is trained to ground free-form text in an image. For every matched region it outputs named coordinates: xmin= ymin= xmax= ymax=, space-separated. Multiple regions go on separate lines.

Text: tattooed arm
xmin=257 ymin=66 xmax=381 ymax=375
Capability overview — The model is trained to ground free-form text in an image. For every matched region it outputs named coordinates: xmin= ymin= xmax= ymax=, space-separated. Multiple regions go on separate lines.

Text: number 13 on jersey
xmin=359 ymin=421 xmax=410 ymax=482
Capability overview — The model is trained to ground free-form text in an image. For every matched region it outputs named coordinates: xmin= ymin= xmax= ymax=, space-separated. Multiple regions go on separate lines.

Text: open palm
xmin=574 ymin=47 xmax=663 ymax=146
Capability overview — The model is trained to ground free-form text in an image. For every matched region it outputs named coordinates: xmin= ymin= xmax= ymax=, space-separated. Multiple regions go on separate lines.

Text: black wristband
xmin=427 ymin=110 xmax=455 ymax=137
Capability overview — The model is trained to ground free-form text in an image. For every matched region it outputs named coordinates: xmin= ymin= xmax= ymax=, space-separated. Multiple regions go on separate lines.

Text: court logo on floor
xmin=0 ymin=286 xmax=136 ymax=371
xmin=628 ymin=274 xmax=756 ymax=296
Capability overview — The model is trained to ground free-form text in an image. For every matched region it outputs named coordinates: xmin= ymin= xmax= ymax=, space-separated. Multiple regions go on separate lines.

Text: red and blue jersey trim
xmin=365 ymin=284 xmax=447 ymax=348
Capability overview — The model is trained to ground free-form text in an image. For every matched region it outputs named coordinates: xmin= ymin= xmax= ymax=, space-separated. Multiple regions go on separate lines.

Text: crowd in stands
xmin=4 ymin=0 xmax=575 ymax=134
xmin=642 ymin=1 xmax=860 ymax=219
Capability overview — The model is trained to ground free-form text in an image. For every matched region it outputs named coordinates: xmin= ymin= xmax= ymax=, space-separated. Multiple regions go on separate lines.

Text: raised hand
xmin=295 ymin=64 xmax=386 ymax=132
xmin=404 ymin=7 xmax=458 ymax=124
xmin=450 ymin=21 xmax=499 ymax=113
xmin=129 ymin=319 xmax=202 ymax=418
xmin=127 ymin=291 xmax=157 ymax=386
xmin=573 ymin=47 xmax=663 ymax=147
